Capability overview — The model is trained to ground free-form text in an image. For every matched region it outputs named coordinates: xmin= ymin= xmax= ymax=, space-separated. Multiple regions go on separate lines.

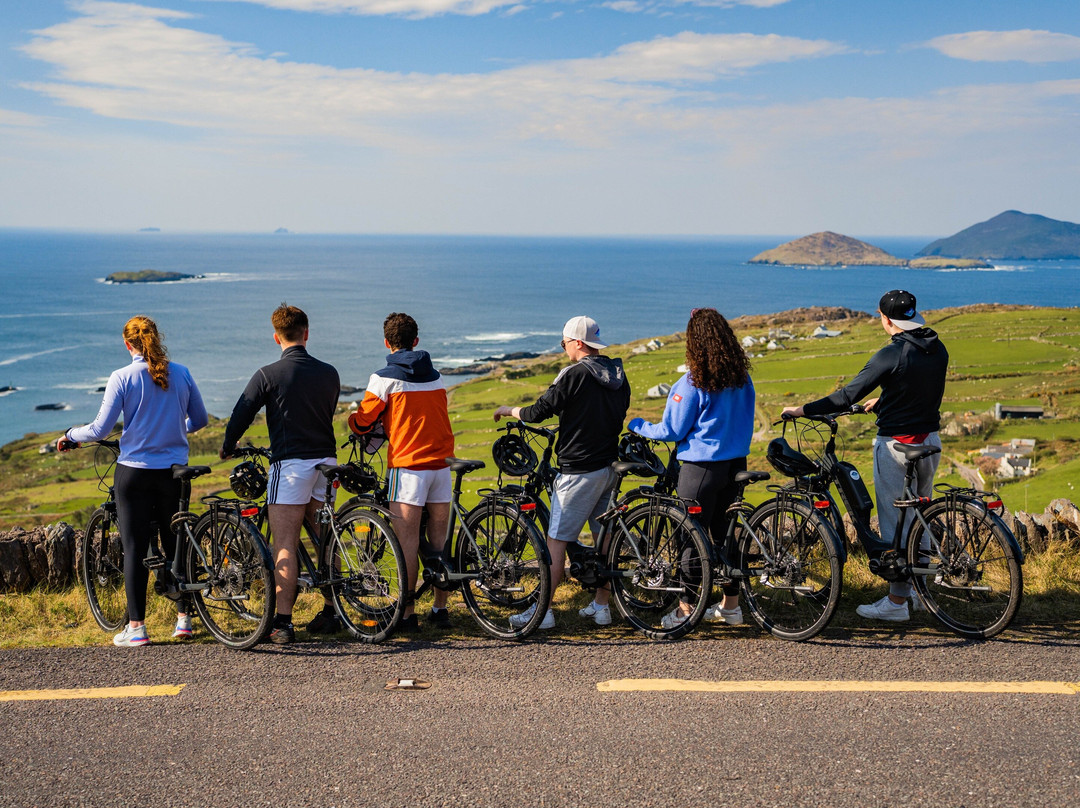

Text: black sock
xmin=274 ymin=614 xmax=292 ymax=628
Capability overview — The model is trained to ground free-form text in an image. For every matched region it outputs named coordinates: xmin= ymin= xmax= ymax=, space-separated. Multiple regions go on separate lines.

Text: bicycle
xmin=631 ymin=434 xmax=845 ymax=642
xmin=220 ymin=445 xmax=407 ymax=643
xmin=492 ymin=423 xmax=713 ymax=640
xmin=73 ymin=438 xmax=277 ymax=649
xmin=767 ymin=407 xmax=1024 ymax=639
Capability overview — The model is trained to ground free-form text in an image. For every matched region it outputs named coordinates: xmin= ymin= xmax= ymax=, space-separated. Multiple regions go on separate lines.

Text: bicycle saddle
xmin=611 ymin=460 xmax=658 ymax=478
xmin=448 ymin=458 xmax=485 ymax=473
xmin=735 ymin=470 xmax=771 ymax=484
xmin=171 ymin=464 xmax=211 ymax=480
xmin=893 ymin=444 xmax=941 ymax=462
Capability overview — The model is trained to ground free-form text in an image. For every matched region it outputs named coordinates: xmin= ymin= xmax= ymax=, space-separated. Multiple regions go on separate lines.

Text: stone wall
xmin=0 ymin=523 xmax=81 ymax=592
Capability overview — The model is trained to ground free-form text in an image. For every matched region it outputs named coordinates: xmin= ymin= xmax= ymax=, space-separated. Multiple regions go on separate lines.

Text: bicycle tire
xmin=607 ymin=503 xmax=713 ymax=641
xmin=907 ymin=498 xmax=1022 ymax=639
xmin=81 ymin=508 xmax=127 ymax=631
xmin=456 ymin=500 xmax=552 ymax=640
xmin=739 ymin=498 xmax=842 ymax=642
xmin=323 ymin=507 xmax=406 ymax=643
xmin=187 ymin=510 xmax=275 ymax=650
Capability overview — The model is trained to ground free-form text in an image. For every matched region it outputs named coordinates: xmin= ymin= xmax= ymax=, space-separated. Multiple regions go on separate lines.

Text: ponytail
xmin=123 ymin=316 xmax=170 ymax=390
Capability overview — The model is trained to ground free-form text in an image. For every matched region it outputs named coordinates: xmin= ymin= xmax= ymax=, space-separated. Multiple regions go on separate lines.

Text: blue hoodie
xmin=628 ymin=373 xmax=755 ymax=462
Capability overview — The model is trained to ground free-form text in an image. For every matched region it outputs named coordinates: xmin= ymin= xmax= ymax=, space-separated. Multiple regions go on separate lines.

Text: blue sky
xmin=1 ymin=0 xmax=1079 ymax=235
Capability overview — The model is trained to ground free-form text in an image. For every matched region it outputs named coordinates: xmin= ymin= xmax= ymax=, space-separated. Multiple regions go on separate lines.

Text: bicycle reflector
xmin=520 ymin=502 xmax=537 ymax=512
xmin=240 ymin=507 xmax=259 ymax=518
xmin=814 ymin=500 xmax=831 ymax=509
xmin=687 ymin=505 xmax=703 ymax=515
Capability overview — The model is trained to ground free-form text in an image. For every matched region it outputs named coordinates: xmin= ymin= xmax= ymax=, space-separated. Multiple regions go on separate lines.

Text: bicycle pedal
xmin=297 ymin=574 xmax=314 ymax=592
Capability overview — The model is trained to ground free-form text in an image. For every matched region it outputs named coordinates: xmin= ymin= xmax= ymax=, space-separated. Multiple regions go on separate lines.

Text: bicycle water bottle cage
xmin=618 ymin=433 xmax=666 ymax=477
xmin=229 ymin=461 xmax=267 ymax=500
xmin=766 ymin=438 xmax=820 ymax=478
xmin=492 ymin=433 xmax=537 ymax=477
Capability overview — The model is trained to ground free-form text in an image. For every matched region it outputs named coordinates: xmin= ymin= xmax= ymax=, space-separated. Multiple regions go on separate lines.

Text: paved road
xmin=2 ymin=624 xmax=1079 ymax=808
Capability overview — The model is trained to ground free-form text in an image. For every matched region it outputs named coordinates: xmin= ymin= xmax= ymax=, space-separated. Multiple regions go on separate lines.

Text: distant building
xmin=766 ymin=339 xmax=786 ymax=351
xmin=740 ymin=335 xmax=757 ymax=348
xmin=994 ymin=402 xmax=1043 ymax=419
xmin=811 ymin=324 xmax=842 ymax=338
xmin=647 ymin=383 xmax=671 ymax=399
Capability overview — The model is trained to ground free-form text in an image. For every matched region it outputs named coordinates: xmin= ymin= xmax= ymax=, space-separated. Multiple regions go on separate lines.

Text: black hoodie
xmin=803 ymin=328 xmax=949 ymax=436
xmin=520 ymin=355 xmax=631 ymax=473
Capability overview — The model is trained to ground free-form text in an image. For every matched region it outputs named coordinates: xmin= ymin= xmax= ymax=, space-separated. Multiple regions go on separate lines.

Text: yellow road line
xmin=0 ymin=684 xmax=185 ymax=702
xmin=597 ymin=679 xmax=1080 ymax=695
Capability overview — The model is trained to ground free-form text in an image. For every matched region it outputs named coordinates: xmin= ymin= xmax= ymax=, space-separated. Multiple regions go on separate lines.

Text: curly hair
xmin=123 ymin=316 xmax=170 ymax=390
xmin=684 ymin=308 xmax=751 ymax=392
xmin=383 ymin=312 xmax=418 ymax=351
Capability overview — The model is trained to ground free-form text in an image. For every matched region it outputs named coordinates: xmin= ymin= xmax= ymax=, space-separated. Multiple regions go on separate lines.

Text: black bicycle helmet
xmin=618 ymin=433 xmax=666 ymax=477
xmin=765 ymin=438 xmax=819 ymax=478
xmin=491 ymin=433 xmax=538 ymax=477
xmin=337 ymin=462 xmax=379 ymax=495
xmin=229 ymin=460 xmax=267 ymax=500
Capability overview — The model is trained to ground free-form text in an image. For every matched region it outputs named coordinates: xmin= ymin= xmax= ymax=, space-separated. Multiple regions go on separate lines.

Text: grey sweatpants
xmin=873 ymin=432 xmax=942 ymax=599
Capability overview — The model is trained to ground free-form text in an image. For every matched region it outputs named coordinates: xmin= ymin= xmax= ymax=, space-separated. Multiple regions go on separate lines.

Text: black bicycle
xmin=768 ymin=407 xmax=1024 ymax=639
xmin=221 ymin=445 xmax=407 ymax=643
xmin=73 ymin=438 xmax=276 ymax=649
xmin=632 ymin=434 xmax=844 ymax=642
xmin=492 ymin=423 xmax=713 ymax=641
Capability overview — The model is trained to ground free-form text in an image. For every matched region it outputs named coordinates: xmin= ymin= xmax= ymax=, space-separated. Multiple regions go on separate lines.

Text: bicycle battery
xmin=835 ymin=461 xmax=873 ymax=519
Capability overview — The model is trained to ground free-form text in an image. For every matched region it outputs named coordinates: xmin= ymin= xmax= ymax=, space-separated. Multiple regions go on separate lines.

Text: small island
xmin=105 ymin=270 xmax=205 ymax=284
xmin=750 ymin=232 xmax=991 ymax=268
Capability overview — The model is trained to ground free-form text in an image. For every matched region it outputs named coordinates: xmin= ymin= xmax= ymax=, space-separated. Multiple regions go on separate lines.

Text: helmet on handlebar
xmin=765 ymin=438 xmax=819 ymax=478
xmin=491 ymin=433 xmax=538 ymax=477
xmin=229 ymin=460 xmax=267 ymax=500
xmin=618 ymin=433 xmax=666 ymax=477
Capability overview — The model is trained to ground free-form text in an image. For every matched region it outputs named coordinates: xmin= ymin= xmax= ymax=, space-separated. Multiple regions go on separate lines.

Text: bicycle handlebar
xmin=773 ymin=404 xmax=867 ymax=428
xmin=502 ymin=420 xmax=557 ymax=441
xmin=231 ymin=445 xmax=272 ymax=460
xmin=59 ymin=438 xmax=119 ymax=451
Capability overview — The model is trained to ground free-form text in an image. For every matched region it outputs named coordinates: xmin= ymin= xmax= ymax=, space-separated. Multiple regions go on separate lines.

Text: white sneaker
xmin=704 ymin=603 xmax=743 ymax=625
xmin=172 ymin=614 xmax=193 ymax=639
xmin=856 ymin=595 xmax=910 ymax=622
xmin=113 ymin=624 xmax=150 ymax=647
xmin=578 ymin=601 xmax=612 ymax=626
xmin=509 ymin=603 xmax=555 ymax=630
xmin=660 ymin=608 xmax=688 ymax=630
xmin=910 ymin=591 xmax=927 ymax=612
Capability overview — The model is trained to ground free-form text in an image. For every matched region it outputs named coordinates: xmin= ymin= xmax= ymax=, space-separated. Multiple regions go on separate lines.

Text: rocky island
xmin=105 ymin=269 xmax=205 ymax=283
xmin=749 ymin=232 xmax=990 ymax=268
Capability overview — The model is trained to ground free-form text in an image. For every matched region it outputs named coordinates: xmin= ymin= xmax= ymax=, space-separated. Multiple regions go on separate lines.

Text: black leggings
xmin=678 ymin=457 xmax=747 ymax=597
xmin=114 ymin=464 xmax=186 ymax=622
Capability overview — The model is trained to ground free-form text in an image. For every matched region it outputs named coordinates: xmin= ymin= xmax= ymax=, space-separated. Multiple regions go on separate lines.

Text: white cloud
xmin=0 ymin=108 xmax=48 ymax=128
xmin=203 ymin=0 xmax=520 ymax=18
xmin=926 ymin=29 xmax=1080 ymax=63
xmin=19 ymin=5 xmax=847 ymax=148
xmin=604 ymin=0 xmax=788 ymax=13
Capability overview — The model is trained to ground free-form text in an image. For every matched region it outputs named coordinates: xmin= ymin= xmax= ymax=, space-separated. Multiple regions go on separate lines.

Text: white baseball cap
xmin=562 ymin=316 xmax=607 ymax=349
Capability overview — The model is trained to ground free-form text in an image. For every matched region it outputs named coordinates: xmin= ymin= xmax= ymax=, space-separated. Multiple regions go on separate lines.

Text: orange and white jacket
xmin=348 ymin=349 xmax=454 ymax=470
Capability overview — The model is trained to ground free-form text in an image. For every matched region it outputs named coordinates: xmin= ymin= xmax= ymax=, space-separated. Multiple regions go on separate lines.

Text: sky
xmin=1 ymin=0 xmax=1079 ymax=236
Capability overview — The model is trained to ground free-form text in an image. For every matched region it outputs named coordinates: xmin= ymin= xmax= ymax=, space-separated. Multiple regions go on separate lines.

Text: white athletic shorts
xmin=267 ymin=457 xmax=337 ymax=506
xmin=387 ymin=467 xmax=453 ymax=507
xmin=548 ymin=467 xmax=618 ymax=544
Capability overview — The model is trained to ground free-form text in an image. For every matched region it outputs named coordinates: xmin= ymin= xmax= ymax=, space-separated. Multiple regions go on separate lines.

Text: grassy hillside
xmin=2 ymin=304 xmax=1079 ymax=531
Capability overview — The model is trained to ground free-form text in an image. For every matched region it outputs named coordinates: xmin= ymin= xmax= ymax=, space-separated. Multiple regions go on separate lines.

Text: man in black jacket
xmin=782 ymin=290 xmax=949 ymax=622
xmin=221 ymin=304 xmax=340 ymax=643
xmin=494 ymin=316 xmax=631 ymax=629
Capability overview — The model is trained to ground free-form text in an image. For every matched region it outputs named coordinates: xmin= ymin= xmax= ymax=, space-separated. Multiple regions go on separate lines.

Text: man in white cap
xmin=782 ymin=290 xmax=949 ymax=622
xmin=494 ymin=315 xmax=631 ymax=629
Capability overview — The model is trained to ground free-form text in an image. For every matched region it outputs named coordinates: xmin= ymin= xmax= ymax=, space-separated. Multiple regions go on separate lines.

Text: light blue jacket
xmin=68 ymin=356 xmax=208 ymax=469
xmin=628 ymin=373 xmax=754 ymax=462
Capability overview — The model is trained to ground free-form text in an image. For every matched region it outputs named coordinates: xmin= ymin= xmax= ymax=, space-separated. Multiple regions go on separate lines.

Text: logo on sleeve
xmin=672 ymin=394 xmax=682 ymax=403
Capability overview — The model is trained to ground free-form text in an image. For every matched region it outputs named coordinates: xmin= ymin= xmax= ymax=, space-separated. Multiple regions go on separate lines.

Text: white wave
xmin=935 ymin=265 xmax=1032 ymax=273
xmin=462 ymin=330 xmax=561 ymax=343
xmin=431 ymin=356 xmax=482 ymax=367
xmin=0 ymin=345 xmax=80 ymax=367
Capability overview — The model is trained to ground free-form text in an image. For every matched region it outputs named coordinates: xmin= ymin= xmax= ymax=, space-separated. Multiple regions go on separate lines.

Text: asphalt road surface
xmin=2 ymin=623 xmax=1079 ymax=808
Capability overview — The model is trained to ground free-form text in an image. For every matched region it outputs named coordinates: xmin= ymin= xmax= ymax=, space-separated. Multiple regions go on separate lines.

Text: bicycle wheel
xmin=81 ymin=508 xmax=127 ymax=631
xmin=187 ymin=511 xmax=275 ymax=650
xmin=607 ymin=503 xmax=712 ymax=641
xmin=457 ymin=500 xmax=551 ymax=640
xmin=739 ymin=498 xmax=842 ymax=642
xmin=323 ymin=507 xmax=406 ymax=643
xmin=907 ymin=499 xmax=1022 ymax=639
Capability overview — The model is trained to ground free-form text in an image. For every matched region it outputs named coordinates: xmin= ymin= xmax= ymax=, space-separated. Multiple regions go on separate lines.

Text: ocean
xmin=0 ymin=231 xmax=1075 ymax=447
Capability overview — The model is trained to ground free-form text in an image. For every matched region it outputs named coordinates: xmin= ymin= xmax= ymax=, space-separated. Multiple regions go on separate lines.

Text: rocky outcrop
xmin=0 ymin=522 xmax=80 ymax=591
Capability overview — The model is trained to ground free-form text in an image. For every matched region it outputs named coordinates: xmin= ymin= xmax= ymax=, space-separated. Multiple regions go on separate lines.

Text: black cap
xmin=878 ymin=290 xmax=925 ymax=330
